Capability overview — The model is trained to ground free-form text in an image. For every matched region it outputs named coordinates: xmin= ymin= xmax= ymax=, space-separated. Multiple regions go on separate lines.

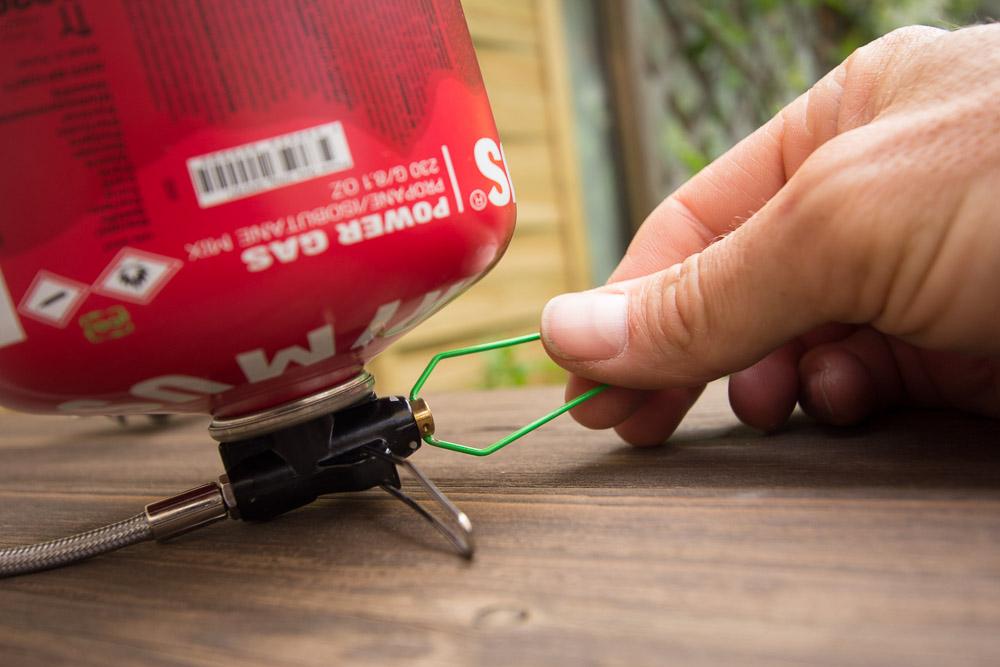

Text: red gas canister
xmin=0 ymin=0 xmax=516 ymax=426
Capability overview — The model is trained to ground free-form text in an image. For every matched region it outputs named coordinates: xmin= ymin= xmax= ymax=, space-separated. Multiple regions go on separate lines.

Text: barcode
xmin=186 ymin=121 xmax=353 ymax=208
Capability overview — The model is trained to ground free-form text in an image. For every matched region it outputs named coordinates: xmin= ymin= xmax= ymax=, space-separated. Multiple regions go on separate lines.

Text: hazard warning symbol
xmin=18 ymin=271 xmax=90 ymax=328
xmin=94 ymin=248 xmax=182 ymax=305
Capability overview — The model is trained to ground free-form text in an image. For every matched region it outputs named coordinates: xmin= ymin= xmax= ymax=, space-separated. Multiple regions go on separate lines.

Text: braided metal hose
xmin=0 ymin=481 xmax=231 ymax=578
xmin=0 ymin=513 xmax=152 ymax=578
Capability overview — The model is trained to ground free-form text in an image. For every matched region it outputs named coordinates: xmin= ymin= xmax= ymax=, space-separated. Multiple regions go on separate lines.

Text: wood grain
xmin=1 ymin=382 xmax=999 ymax=666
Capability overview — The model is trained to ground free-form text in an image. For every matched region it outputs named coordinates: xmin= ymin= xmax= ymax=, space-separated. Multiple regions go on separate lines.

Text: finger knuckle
xmin=783 ymin=132 xmax=904 ymax=323
xmin=639 ymin=254 xmax=711 ymax=370
xmin=882 ymin=25 xmax=946 ymax=46
xmin=844 ymin=25 xmax=947 ymax=112
xmin=855 ymin=25 xmax=944 ymax=65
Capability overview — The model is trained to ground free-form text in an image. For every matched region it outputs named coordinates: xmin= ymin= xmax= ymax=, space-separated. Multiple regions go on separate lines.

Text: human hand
xmin=540 ymin=25 xmax=1000 ymax=446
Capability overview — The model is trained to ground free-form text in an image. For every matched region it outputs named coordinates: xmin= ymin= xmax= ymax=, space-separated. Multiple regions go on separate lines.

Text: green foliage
xmin=662 ymin=123 xmax=711 ymax=175
xmin=482 ymin=347 xmax=566 ymax=389
xmin=644 ymin=0 xmax=999 ymax=191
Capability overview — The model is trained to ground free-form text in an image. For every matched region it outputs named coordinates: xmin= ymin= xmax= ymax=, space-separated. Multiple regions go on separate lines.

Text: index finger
xmin=564 ymin=64 xmax=850 ymax=445
xmin=611 ymin=63 xmax=849 ymax=283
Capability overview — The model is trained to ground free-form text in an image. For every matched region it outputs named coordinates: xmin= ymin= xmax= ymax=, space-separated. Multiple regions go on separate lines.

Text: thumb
xmin=540 ymin=26 xmax=960 ymax=390
xmin=540 ymin=195 xmax=840 ymax=389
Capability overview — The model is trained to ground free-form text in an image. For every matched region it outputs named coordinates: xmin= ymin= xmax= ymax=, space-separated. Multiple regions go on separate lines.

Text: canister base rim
xmin=207 ymin=371 xmax=375 ymax=442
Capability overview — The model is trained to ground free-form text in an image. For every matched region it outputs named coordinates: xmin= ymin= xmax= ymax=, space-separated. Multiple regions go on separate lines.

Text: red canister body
xmin=0 ymin=0 xmax=515 ymax=418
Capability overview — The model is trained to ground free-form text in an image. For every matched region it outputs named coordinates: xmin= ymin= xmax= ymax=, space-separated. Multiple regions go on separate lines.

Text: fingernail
xmin=541 ymin=292 xmax=628 ymax=361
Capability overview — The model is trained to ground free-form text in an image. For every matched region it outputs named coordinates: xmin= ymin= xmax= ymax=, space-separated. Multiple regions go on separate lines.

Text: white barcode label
xmin=187 ymin=121 xmax=354 ymax=208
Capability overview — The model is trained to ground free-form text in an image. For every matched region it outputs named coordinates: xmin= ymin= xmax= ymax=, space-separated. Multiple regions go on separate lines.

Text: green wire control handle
xmin=409 ymin=332 xmax=608 ymax=456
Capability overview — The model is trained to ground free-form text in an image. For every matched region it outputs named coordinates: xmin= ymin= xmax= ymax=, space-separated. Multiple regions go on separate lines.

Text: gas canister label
xmin=182 ymin=136 xmax=514 ymax=271
xmin=0 ymin=0 xmax=517 ymax=417
xmin=186 ymin=122 xmax=354 ymax=208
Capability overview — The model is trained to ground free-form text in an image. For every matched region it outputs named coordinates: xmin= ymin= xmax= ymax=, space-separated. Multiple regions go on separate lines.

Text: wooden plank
xmin=464 ymin=0 xmax=538 ymax=48
xmin=537 ymin=0 xmax=594 ymax=291
xmin=384 ymin=230 xmax=569 ymax=347
xmin=1 ymin=383 xmax=999 ymax=665
xmin=511 ymin=199 xmax=560 ymax=232
xmin=600 ymin=0 xmax=661 ymax=227
xmin=501 ymin=140 xmax=560 ymax=226
xmin=476 ymin=48 xmax=549 ymax=139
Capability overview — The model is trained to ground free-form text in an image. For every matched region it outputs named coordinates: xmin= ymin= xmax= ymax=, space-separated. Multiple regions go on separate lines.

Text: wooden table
xmin=1 ymin=382 xmax=998 ymax=666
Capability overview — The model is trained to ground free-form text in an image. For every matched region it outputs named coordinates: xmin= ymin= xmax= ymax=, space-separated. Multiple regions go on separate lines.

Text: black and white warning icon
xmin=94 ymin=248 xmax=182 ymax=304
xmin=118 ymin=262 xmax=149 ymax=288
xmin=18 ymin=271 xmax=90 ymax=328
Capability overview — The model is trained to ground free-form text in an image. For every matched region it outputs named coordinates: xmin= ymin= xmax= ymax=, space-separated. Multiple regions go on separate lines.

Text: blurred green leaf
xmin=645 ymin=0 xmax=994 ymax=195
xmin=481 ymin=348 xmax=566 ymax=389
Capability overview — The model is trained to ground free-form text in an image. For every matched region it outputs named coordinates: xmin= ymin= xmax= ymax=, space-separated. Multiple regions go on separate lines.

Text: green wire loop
xmin=409 ymin=332 xmax=608 ymax=456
